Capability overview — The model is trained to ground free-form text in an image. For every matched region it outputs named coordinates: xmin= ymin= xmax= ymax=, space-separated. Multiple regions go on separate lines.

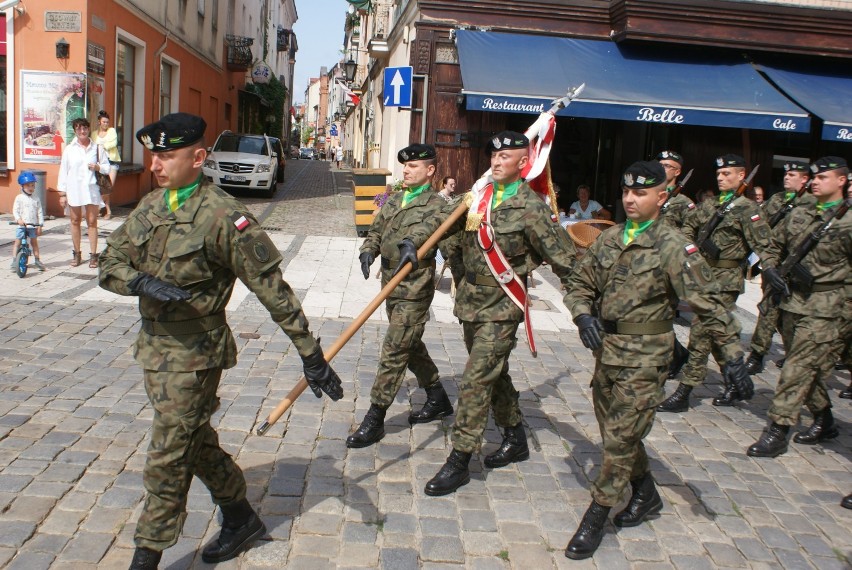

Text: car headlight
xmin=257 ymin=163 xmax=272 ymax=173
xmin=203 ymin=160 xmax=218 ymax=170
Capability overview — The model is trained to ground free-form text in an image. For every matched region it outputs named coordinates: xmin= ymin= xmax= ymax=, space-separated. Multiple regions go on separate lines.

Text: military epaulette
xmin=231 ymin=212 xmax=250 ymax=231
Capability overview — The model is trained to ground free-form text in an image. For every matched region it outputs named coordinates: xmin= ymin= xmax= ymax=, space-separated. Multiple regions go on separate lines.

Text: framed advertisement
xmin=87 ymin=75 xmax=105 ymax=118
xmin=21 ymin=70 xmax=87 ymax=164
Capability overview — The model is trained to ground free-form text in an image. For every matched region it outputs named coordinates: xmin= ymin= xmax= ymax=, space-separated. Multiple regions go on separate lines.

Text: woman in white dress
xmin=57 ymin=117 xmax=109 ymax=268
xmin=568 ymin=184 xmax=610 ymax=220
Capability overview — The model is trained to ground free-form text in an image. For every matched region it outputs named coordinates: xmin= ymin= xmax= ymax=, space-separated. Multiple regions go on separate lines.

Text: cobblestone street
xmin=0 ymin=159 xmax=849 ymax=569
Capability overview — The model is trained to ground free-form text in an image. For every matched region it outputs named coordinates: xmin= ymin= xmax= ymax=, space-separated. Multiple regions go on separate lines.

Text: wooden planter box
xmin=352 ymin=168 xmax=390 ymax=236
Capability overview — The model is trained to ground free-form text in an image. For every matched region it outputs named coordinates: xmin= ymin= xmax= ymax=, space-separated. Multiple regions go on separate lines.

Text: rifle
xmin=255 ymin=85 xmax=587 ymax=436
xmin=757 ymin=197 xmax=851 ymax=316
xmin=695 ymin=165 xmax=760 ymax=261
xmin=768 ymin=180 xmax=811 ymax=229
xmin=660 ymin=168 xmax=694 ymax=214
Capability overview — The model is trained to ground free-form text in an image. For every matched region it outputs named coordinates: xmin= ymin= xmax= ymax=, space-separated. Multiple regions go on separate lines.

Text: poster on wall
xmin=21 ymin=70 xmax=87 ymax=163
xmin=87 ymin=75 xmax=105 ymax=118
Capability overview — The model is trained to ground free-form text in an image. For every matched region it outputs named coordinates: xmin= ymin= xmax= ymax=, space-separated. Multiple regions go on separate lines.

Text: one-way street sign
xmin=383 ymin=66 xmax=413 ymax=108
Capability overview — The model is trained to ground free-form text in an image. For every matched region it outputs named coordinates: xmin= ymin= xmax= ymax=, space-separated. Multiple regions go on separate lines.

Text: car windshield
xmin=215 ymin=135 xmax=268 ymax=156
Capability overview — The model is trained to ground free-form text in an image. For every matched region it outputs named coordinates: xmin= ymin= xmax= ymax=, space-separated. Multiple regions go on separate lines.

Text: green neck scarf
xmin=718 ymin=190 xmax=734 ymax=205
xmin=492 ymin=179 xmax=521 ymax=208
xmin=666 ymin=185 xmax=676 ymax=193
xmin=165 ymin=175 xmax=202 ymax=212
xmin=401 ymin=182 xmax=430 ymax=207
xmin=816 ymin=198 xmax=843 ymax=213
xmin=623 ymin=219 xmax=654 ymax=245
xmin=785 ymin=191 xmax=796 ymax=201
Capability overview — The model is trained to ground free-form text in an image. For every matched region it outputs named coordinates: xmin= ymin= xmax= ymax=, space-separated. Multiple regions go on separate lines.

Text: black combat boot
xmin=712 ymin=374 xmax=740 ymax=407
xmin=613 ymin=472 xmax=663 ymax=527
xmin=667 ymin=341 xmax=689 ymax=379
xmin=747 ymin=423 xmax=790 ymax=457
xmin=564 ymin=501 xmax=611 ymax=560
xmin=484 ymin=423 xmax=530 ymax=468
xmin=839 ymin=382 xmax=852 ymax=400
xmin=129 ymin=547 xmax=162 ymax=570
xmin=745 ymin=351 xmax=764 ymax=375
xmin=408 ymin=382 xmax=453 ymax=424
xmin=793 ymin=408 xmax=840 ymax=445
xmin=201 ymin=498 xmax=266 ymax=563
xmin=346 ymin=403 xmax=387 ymax=448
xmin=842 ymin=494 xmax=852 ymax=510
xmin=424 ymin=449 xmax=471 ymax=496
xmin=656 ymin=384 xmax=692 ymax=413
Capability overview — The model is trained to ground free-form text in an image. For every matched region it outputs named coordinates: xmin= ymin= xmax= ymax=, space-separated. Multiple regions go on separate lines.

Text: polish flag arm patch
xmin=231 ymin=213 xmax=250 ymax=231
xmin=684 ymin=243 xmax=699 ymax=255
xmin=750 ymin=213 xmax=761 ymax=222
xmin=687 ymin=203 xmax=696 ymax=210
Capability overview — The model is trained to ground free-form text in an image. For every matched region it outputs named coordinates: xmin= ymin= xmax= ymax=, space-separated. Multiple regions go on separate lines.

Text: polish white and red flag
xmin=337 ymin=81 xmax=361 ymax=106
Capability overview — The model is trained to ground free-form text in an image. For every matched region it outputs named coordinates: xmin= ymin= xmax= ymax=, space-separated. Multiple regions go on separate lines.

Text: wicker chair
xmin=567 ymin=219 xmax=615 ymax=254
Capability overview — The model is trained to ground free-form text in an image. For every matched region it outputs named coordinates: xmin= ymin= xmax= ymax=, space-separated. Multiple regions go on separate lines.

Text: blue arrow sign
xmin=383 ymin=66 xmax=413 ymax=108
xmin=330 ymin=125 xmax=338 ymax=136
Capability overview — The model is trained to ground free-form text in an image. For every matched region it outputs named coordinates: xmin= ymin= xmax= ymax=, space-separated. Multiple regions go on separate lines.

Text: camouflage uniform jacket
xmin=566 ymin=221 xmax=741 ymax=367
xmin=658 ymin=191 xmax=695 ymax=230
xmin=768 ymin=202 xmax=851 ymax=318
xmin=99 ymin=181 xmax=318 ymax=371
xmin=360 ymin=187 xmax=451 ymax=301
xmin=682 ymin=195 xmax=774 ymax=293
xmin=762 ymin=190 xmax=816 ymax=228
xmin=449 ymin=182 xmax=577 ymax=323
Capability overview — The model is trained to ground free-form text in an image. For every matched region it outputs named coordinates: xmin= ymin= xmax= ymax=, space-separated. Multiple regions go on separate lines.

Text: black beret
xmin=136 ymin=112 xmax=206 ymax=152
xmin=656 ymin=150 xmax=683 ymax=165
xmin=715 ymin=154 xmax=746 ymax=169
xmin=810 ymin=156 xmax=848 ymax=174
xmin=485 ymin=131 xmax=529 ymax=154
xmin=622 ymin=161 xmax=667 ymax=189
xmin=783 ymin=161 xmax=809 ymax=173
xmin=397 ymin=143 xmax=436 ymax=163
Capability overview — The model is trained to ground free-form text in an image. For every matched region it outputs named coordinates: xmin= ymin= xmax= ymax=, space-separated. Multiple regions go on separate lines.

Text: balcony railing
xmin=225 ymin=34 xmax=254 ymax=70
xmin=277 ymin=27 xmax=290 ymax=52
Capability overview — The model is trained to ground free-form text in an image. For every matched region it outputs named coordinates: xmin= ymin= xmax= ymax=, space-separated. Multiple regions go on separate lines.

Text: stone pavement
xmin=0 ymin=159 xmax=849 ymax=569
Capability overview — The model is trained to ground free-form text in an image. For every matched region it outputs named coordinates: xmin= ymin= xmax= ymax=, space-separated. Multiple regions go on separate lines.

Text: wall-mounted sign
xmin=87 ymin=43 xmax=105 ymax=75
xmin=45 ymin=11 xmax=82 ymax=33
xmin=21 ymin=71 xmax=87 ymax=163
xmin=251 ymin=62 xmax=271 ymax=85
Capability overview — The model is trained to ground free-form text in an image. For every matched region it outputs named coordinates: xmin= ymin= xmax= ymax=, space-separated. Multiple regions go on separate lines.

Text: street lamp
xmin=334 ymin=111 xmax=340 ymax=122
xmin=344 ymin=58 xmax=357 ymax=83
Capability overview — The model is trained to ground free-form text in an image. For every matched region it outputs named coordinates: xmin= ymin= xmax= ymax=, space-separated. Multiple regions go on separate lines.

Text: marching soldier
xmin=423 ymin=131 xmax=577 ymax=496
xmin=747 ymin=156 xmax=850 ymax=458
xmin=99 ymin=113 xmax=343 ymax=569
xmin=347 ymin=144 xmax=455 ymax=448
xmin=745 ymin=161 xmax=814 ymax=374
xmin=656 ymin=150 xmax=695 ymax=379
xmin=835 ymin=177 xmax=852 ymax=400
xmin=658 ymin=154 xmax=776 ymax=413
xmin=564 ymin=161 xmax=751 ymax=560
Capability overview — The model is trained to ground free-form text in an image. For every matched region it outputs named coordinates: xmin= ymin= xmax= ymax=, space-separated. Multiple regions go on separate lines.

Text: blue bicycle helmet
xmin=17 ymin=171 xmax=37 ymax=185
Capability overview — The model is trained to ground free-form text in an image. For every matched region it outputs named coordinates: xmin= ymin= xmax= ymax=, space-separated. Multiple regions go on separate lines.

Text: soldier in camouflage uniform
xmin=563 ymin=161 xmax=751 ymax=560
xmin=835 ymin=180 xmax=851 ymax=400
xmin=745 ymin=161 xmax=814 ymax=374
xmin=658 ymin=154 xmax=775 ymax=413
xmin=748 ymin=157 xmax=851 ymax=458
xmin=347 ymin=144 xmax=456 ymax=448
xmin=423 ymin=131 xmax=577 ymax=497
xmin=656 ymin=150 xmax=695 ymax=379
xmin=98 ymin=114 xmax=343 ymax=570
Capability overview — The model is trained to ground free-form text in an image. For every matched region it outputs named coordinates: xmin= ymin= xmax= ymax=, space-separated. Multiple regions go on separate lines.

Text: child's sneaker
xmin=33 ymin=258 xmax=46 ymax=271
xmin=9 ymin=259 xmax=15 ymax=271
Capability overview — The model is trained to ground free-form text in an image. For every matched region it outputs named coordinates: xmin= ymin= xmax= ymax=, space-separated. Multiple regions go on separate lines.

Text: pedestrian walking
xmin=658 ymin=154 xmax=774 ymax=412
xmin=98 ymin=112 xmax=343 ymax=569
xmin=563 ymin=161 xmax=752 ymax=560
xmin=423 ymin=131 xmax=577 ymax=496
xmin=93 ymin=110 xmax=120 ymax=219
xmin=747 ymin=156 xmax=850 ymax=458
xmin=348 ymin=143 xmax=455 ymax=448
xmin=335 ymin=146 xmax=344 ymax=169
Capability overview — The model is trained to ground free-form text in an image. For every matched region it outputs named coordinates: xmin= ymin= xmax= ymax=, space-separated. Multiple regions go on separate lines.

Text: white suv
xmin=203 ymin=131 xmax=285 ymax=198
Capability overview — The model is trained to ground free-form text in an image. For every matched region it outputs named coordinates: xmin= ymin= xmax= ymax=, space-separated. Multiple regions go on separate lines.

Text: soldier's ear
xmin=192 ymin=147 xmax=207 ymax=168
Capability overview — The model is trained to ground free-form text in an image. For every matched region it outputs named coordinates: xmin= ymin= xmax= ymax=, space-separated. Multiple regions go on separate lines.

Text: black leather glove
xmin=129 ymin=273 xmax=191 ymax=302
xmin=392 ymin=238 xmax=418 ymax=276
xmin=574 ymin=314 xmax=604 ymax=351
xmin=359 ymin=252 xmax=374 ymax=280
xmin=302 ymin=346 xmax=343 ymax=401
xmin=762 ymin=267 xmax=790 ymax=299
xmin=724 ymin=355 xmax=754 ymax=401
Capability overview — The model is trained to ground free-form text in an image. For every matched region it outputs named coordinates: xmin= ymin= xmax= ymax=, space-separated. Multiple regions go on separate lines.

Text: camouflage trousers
xmin=749 ymin=303 xmax=780 ymax=356
xmin=768 ymin=311 xmax=836 ymax=425
xmin=681 ymin=291 xmax=741 ymax=387
xmin=135 ymin=368 xmax=246 ymax=551
xmin=591 ymin=362 xmax=667 ymax=507
xmin=831 ymin=301 xmax=851 ymax=368
xmin=451 ymin=320 xmax=522 ymax=454
xmin=370 ymin=299 xmax=440 ymax=408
